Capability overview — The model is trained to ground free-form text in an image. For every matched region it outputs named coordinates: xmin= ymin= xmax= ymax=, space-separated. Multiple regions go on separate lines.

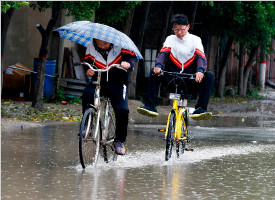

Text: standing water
xmin=2 ymin=120 xmax=275 ymax=199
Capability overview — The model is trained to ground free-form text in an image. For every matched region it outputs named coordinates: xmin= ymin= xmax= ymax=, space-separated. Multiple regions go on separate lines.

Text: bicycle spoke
xmin=101 ymin=104 xmax=116 ymax=163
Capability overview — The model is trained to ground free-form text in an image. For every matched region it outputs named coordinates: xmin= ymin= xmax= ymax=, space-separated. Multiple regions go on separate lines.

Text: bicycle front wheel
xmin=165 ymin=112 xmax=175 ymax=161
xmin=102 ymin=105 xmax=117 ymax=163
xmin=79 ymin=108 xmax=100 ymax=168
xmin=180 ymin=110 xmax=188 ymax=154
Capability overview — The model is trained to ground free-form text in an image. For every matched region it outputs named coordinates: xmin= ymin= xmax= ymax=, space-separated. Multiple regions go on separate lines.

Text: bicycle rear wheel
xmin=79 ymin=108 xmax=100 ymax=168
xmin=102 ymin=105 xmax=117 ymax=163
xmin=165 ymin=112 xmax=175 ymax=161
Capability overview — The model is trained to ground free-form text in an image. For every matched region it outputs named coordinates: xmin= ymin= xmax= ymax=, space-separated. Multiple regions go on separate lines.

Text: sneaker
xmin=114 ymin=140 xmax=126 ymax=155
xmin=137 ymin=106 xmax=158 ymax=117
xmin=190 ymin=107 xmax=212 ymax=120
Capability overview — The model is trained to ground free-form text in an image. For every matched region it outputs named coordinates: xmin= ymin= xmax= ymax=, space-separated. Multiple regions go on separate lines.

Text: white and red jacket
xmin=156 ymin=32 xmax=207 ymax=74
xmin=83 ymin=44 xmax=137 ymax=84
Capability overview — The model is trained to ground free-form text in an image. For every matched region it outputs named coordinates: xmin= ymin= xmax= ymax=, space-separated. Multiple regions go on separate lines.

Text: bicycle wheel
xmin=79 ymin=108 xmax=100 ymax=168
xmin=165 ymin=112 xmax=175 ymax=161
xmin=180 ymin=110 xmax=188 ymax=154
xmin=102 ymin=105 xmax=117 ymax=163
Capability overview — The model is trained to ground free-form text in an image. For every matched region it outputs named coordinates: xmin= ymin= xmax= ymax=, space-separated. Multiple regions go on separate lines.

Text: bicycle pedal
xmin=179 ymin=137 xmax=187 ymax=141
xmin=185 ymin=148 xmax=194 ymax=151
xmin=158 ymin=129 xmax=166 ymax=132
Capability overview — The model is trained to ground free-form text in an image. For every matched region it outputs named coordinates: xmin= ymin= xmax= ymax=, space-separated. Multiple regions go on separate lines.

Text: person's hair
xmin=171 ymin=14 xmax=189 ymax=26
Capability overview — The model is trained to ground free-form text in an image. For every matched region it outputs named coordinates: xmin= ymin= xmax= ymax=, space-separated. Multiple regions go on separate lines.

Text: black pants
xmin=145 ymin=71 xmax=215 ymax=110
xmin=82 ymin=81 xmax=129 ymax=142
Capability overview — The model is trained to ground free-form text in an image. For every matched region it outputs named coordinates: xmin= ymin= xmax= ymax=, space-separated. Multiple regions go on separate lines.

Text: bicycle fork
xmin=160 ymin=103 xmax=193 ymax=154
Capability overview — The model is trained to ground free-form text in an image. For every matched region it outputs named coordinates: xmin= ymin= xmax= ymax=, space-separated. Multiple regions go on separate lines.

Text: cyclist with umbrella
xmin=56 ymin=22 xmax=142 ymax=156
xmin=82 ymin=39 xmax=138 ymax=155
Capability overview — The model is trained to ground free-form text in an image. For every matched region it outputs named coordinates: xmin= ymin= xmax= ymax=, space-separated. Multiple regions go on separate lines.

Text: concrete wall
xmin=2 ymin=6 xmax=52 ymax=71
xmin=2 ymin=6 xmax=75 ymax=72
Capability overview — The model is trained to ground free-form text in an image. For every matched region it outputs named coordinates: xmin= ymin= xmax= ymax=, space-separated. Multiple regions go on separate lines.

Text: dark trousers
xmin=82 ymin=82 xmax=129 ymax=142
xmin=145 ymin=71 xmax=215 ymax=110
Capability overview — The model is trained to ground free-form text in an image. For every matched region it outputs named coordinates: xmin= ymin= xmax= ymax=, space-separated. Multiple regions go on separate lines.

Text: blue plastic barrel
xmin=33 ymin=58 xmax=56 ymax=99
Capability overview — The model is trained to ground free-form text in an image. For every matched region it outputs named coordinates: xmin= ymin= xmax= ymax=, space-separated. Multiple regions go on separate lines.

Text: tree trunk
xmin=158 ymin=2 xmax=173 ymax=50
xmin=238 ymin=44 xmax=245 ymax=95
xmin=259 ymin=48 xmax=266 ymax=90
xmin=128 ymin=2 xmax=151 ymax=99
xmin=122 ymin=7 xmax=137 ymax=99
xmin=216 ymin=35 xmax=234 ymax=97
xmin=32 ymin=2 xmax=61 ymax=108
xmin=1 ymin=8 xmax=15 ymax=92
xmin=242 ymin=45 xmax=259 ymax=96
xmin=1 ymin=8 xmax=14 ymax=57
xmin=137 ymin=1 xmax=151 ymax=50
xmin=122 ymin=7 xmax=135 ymax=36
xmin=189 ymin=1 xmax=198 ymax=33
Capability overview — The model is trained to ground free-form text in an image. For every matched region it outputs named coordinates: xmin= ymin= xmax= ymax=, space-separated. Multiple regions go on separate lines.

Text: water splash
xmin=74 ymin=144 xmax=274 ymax=171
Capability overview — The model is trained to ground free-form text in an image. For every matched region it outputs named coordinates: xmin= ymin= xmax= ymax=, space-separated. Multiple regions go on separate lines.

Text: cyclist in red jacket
xmin=82 ymin=39 xmax=138 ymax=155
xmin=137 ymin=14 xmax=214 ymax=120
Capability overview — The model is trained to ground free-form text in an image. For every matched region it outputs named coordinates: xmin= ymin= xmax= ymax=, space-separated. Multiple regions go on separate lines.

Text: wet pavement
xmin=2 ymin=113 xmax=275 ymax=199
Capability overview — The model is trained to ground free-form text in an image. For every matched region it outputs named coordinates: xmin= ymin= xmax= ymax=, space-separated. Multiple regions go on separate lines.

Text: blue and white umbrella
xmin=55 ymin=21 xmax=143 ymax=59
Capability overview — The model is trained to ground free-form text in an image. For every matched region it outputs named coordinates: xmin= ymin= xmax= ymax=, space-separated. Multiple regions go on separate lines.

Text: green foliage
xmin=246 ymin=88 xmax=265 ymax=99
xmin=1 ymin=1 xmax=29 ymax=13
xmin=206 ymin=2 xmax=275 ymax=53
xmin=62 ymin=1 xmax=100 ymax=21
xmin=201 ymin=1 xmax=214 ymax=7
xmin=29 ymin=1 xmax=141 ymax=23
xmin=95 ymin=1 xmax=142 ymax=25
xmin=56 ymin=87 xmax=66 ymax=102
xmin=29 ymin=1 xmax=51 ymax=12
xmin=67 ymin=97 xmax=80 ymax=104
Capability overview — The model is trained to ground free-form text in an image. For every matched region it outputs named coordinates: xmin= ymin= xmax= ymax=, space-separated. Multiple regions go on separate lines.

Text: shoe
xmin=114 ymin=140 xmax=126 ymax=155
xmin=190 ymin=107 xmax=212 ymax=120
xmin=137 ymin=106 xmax=158 ymax=117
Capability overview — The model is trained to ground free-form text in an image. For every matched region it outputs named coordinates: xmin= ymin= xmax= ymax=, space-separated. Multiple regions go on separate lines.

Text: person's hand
xmin=153 ymin=67 xmax=162 ymax=75
xmin=87 ymin=69 xmax=95 ymax=77
xmin=195 ymin=72 xmax=204 ymax=83
xmin=121 ymin=61 xmax=131 ymax=70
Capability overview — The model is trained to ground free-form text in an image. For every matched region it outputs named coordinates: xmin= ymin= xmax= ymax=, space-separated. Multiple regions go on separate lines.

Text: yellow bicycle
xmin=159 ymin=70 xmax=194 ymax=161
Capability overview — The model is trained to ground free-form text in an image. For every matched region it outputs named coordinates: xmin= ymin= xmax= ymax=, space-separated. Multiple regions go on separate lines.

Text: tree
xmin=204 ymin=1 xmax=243 ymax=97
xmin=206 ymin=1 xmax=275 ymax=97
xmin=235 ymin=2 xmax=275 ymax=95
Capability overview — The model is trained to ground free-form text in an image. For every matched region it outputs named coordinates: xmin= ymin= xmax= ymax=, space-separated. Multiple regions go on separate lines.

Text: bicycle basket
xmin=169 ymin=93 xmax=181 ymax=100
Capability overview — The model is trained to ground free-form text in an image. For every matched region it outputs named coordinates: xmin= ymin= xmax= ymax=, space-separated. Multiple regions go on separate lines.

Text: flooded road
xmin=2 ymin=119 xmax=275 ymax=200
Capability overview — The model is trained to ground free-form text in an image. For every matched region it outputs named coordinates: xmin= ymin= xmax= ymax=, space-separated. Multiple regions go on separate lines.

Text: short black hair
xmin=171 ymin=14 xmax=189 ymax=26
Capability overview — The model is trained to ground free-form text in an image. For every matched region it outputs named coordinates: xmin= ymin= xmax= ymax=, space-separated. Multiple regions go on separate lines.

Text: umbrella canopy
xmin=55 ymin=21 xmax=143 ymax=59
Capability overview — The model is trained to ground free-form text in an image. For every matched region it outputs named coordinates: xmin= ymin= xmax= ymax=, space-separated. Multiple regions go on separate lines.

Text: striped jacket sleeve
xmin=121 ymin=48 xmax=138 ymax=69
xmin=155 ymin=47 xmax=171 ymax=69
xmin=194 ymin=37 xmax=207 ymax=72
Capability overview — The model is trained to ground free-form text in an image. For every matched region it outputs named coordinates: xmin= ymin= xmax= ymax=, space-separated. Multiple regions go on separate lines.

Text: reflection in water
xmin=76 ymin=168 xmax=126 ymax=200
xmin=161 ymin=166 xmax=185 ymax=200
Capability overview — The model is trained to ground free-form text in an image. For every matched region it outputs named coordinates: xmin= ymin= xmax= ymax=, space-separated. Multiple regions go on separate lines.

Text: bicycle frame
xmin=82 ymin=62 xmax=125 ymax=143
xmin=165 ymin=96 xmax=188 ymax=141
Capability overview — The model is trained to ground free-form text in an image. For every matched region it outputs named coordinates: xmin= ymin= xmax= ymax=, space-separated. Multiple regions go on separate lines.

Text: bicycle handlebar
xmin=82 ymin=62 xmax=127 ymax=72
xmin=160 ymin=70 xmax=195 ymax=79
